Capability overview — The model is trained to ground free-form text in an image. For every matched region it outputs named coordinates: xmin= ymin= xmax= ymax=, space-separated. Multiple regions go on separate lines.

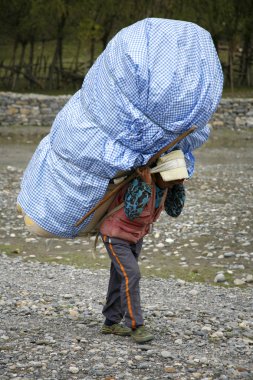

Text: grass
xmin=0 ymin=242 xmax=248 ymax=288
xmin=222 ymin=87 xmax=253 ymax=98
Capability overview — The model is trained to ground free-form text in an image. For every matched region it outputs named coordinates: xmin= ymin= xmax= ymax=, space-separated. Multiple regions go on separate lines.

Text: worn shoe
xmin=131 ymin=326 xmax=154 ymax=343
xmin=101 ymin=323 xmax=131 ymax=336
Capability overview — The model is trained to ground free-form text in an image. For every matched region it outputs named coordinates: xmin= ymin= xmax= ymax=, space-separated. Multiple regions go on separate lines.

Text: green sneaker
xmin=131 ymin=326 xmax=154 ymax=344
xmin=101 ymin=323 xmax=131 ymax=336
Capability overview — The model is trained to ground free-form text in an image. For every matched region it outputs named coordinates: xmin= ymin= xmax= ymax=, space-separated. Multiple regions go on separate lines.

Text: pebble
xmin=211 ymin=331 xmax=224 ymax=339
xmin=137 ymin=362 xmax=149 ymax=369
xmin=224 ymin=251 xmax=236 ymax=258
xmin=161 ymin=350 xmax=173 ymax=358
xmin=69 ymin=366 xmax=79 ymax=374
xmin=165 ymin=238 xmax=174 ymax=244
xmin=189 ymin=289 xmax=199 ymax=296
xmin=245 ymin=274 xmax=253 ymax=283
xmin=214 ymin=273 xmax=226 ymax=283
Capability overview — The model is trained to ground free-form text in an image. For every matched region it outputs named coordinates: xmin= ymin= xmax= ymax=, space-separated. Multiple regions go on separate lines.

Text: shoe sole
xmin=101 ymin=328 xmax=131 ymax=336
xmin=131 ymin=335 xmax=154 ymax=343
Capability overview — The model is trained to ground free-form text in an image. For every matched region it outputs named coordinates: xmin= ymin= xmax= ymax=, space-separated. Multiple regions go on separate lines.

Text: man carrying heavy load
xmin=17 ymin=18 xmax=223 ymax=343
xmin=100 ymin=150 xmax=188 ymax=343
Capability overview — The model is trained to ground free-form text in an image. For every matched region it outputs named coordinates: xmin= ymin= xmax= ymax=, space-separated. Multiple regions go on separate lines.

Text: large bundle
xmin=17 ymin=18 xmax=223 ymax=238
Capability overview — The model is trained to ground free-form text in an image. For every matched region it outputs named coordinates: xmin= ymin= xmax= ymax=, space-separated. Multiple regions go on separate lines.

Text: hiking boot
xmin=131 ymin=326 xmax=154 ymax=343
xmin=101 ymin=323 xmax=131 ymax=336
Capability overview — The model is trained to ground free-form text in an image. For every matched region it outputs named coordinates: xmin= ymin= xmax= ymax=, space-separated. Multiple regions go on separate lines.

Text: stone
xmin=164 ymin=367 xmax=177 ymax=373
xmin=246 ymin=118 xmax=253 ymax=127
xmin=234 ymin=279 xmax=245 ymax=286
xmin=6 ymin=106 xmax=18 ymax=115
xmin=211 ymin=331 xmax=224 ymax=339
xmin=214 ymin=273 xmax=226 ymax=283
xmin=137 ymin=362 xmax=149 ymax=369
xmin=212 ymin=120 xmax=224 ymax=128
xmin=161 ymin=350 xmax=173 ymax=358
xmin=223 ymin=251 xmax=235 ymax=258
xmin=69 ymin=366 xmax=79 ymax=374
xmin=189 ymin=289 xmax=199 ymax=296
xmin=69 ymin=309 xmax=79 ymax=319
xmin=165 ymin=238 xmax=174 ymax=244
xmin=245 ymin=274 xmax=253 ymax=283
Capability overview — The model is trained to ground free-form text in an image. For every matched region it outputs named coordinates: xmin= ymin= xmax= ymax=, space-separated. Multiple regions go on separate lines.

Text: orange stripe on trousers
xmin=106 ymin=238 xmax=136 ymax=330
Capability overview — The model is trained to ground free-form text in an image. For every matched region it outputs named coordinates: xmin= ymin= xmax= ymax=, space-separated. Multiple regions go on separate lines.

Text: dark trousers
xmin=102 ymin=235 xmax=144 ymax=329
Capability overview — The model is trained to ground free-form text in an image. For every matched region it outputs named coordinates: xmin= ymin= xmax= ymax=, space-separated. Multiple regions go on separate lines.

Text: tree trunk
xmin=47 ymin=43 xmax=58 ymax=88
xmin=37 ymin=39 xmax=45 ymax=76
xmin=229 ymin=46 xmax=234 ymax=93
xmin=47 ymin=14 xmax=66 ymax=88
xmin=89 ymin=37 xmax=95 ymax=68
xmin=9 ymin=39 xmax=18 ymax=87
xmin=11 ymin=41 xmax=26 ymax=90
xmin=239 ymin=35 xmax=252 ymax=86
xmin=74 ymin=39 xmax=81 ymax=71
xmin=28 ymin=38 xmax=35 ymax=88
xmin=11 ymin=39 xmax=18 ymax=66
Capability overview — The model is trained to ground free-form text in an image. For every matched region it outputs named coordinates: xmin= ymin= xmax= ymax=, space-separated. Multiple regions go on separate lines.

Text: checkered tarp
xmin=18 ymin=18 xmax=223 ymax=238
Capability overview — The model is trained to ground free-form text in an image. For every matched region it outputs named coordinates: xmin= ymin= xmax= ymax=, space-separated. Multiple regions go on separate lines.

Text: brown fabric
xmin=100 ymin=181 xmax=167 ymax=243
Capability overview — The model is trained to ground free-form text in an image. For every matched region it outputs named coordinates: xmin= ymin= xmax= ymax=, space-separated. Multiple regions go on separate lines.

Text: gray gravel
xmin=0 ymin=128 xmax=253 ymax=379
xmin=0 ymin=254 xmax=252 ymax=380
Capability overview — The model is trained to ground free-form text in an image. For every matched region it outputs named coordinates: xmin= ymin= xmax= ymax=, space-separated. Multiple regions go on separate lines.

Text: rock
xmin=245 ymin=274 xmax=253 ymax=283
xmin=214 ymin=273 xmax=226 ymax=283
xmin=165 ymin=238 xmax=174 ymax=244
xmin=161 ymin=350 xmax=173 ymax=359
xmin=234 ymin=279 xmax=245 ymax=286
xmin=69 ymin=308 xmax=79 ymax=319
xmin=201 ymin=325 xmax=212 ymax=333
xmin=137 ymin=362 xmax=149 ymax=369
xmin=238 ymin=321 xmax=250 ymax=329
xmin=224 ymin=251 xmax=236 ymax=258
xmin=62 ymin=294 xmax=73 ymax=299
xmin=134 ymin=355 xmax=143 ymax=361
xmin=69 ymin=366 xmax=79 ymax=374
xmin=164 ymin=367 xmax=177 ymax=373
xmin=189 ymin=289 xmax=199 ymax=296
xmin=211 ymin=331 xmax=224 ymax=339
xmin=246 ymin=118 xmax=253 ymax=127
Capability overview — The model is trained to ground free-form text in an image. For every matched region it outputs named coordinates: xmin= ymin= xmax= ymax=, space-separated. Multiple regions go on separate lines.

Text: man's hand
xmin=136 ymin=167 xmax=152 ymax=185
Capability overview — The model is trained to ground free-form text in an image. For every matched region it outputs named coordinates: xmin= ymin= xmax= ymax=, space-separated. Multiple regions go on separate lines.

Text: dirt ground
xmin=0 ymin=126 xmax=252 ymax=286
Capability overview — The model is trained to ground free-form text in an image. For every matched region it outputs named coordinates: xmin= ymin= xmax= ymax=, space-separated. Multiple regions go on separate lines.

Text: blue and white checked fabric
xmin=18 ymin=18 xmax=223 ymax=238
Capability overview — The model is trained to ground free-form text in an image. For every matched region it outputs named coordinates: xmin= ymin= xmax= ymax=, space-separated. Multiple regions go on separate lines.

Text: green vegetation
xmin=0 ymin=242 xmax=248 ymax=287
xmin=0 ymin=0 xmax=253 ymax=93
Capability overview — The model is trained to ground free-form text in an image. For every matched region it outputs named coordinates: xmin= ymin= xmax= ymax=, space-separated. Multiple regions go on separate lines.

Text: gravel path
xmin=0 ymin=128 xmax=252 ymax=379
xmin=0 ymin=254 xmax=252 ymax=380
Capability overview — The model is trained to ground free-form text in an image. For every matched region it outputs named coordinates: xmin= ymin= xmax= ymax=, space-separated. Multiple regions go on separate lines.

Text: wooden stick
xmin=75 ymin=126 xmax=196 ymax=226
